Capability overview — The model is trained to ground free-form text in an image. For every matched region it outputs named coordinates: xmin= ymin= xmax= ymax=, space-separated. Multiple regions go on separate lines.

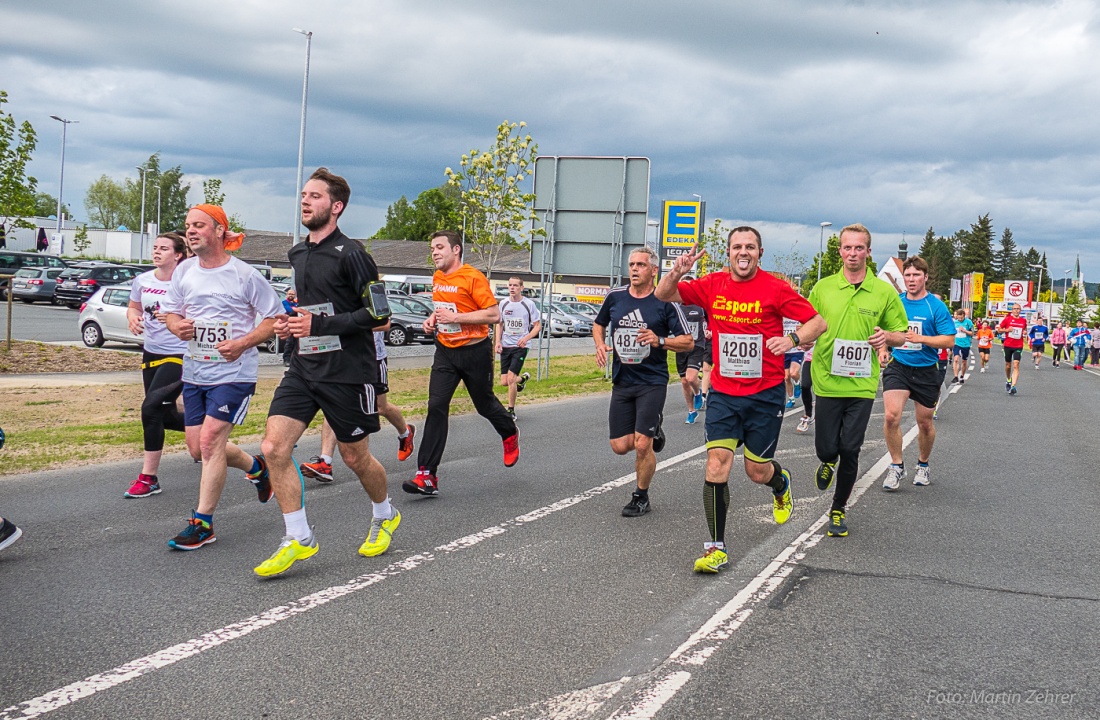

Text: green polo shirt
xmin=808 ymin=271 xmax=909 ymax=399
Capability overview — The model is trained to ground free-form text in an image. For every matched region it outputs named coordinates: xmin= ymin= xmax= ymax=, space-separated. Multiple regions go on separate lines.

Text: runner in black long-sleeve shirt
xmin=254 ymin=167 xmax=400 ymax=577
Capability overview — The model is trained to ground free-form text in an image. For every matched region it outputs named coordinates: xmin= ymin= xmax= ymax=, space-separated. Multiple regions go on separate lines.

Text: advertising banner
xmin=574 ymin=285 xmax=610 ymax=304
xmin=971 ymin=272 xmax=984 ymax=301
xmin=988 ymin=283 xmax=1004 ymax=303
xmin=950 ymin=278 xmax=962 ymax=302
xmin=1004 ymin=279 xmax=1030 ymax=306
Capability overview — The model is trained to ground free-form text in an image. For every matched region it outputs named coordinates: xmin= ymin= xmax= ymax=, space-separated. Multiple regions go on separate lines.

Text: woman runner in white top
xmin=124 ymin=232 xmax=189 ymax=498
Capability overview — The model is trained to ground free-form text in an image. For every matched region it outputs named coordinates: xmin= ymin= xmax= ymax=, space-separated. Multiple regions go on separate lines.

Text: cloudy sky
xmin=4 ymin=0 xmax=1098 ymax=281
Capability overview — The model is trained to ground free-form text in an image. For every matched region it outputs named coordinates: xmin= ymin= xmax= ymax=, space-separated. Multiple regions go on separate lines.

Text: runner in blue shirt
xmin=881 ymin=257 xmax=957 ymax=490
xmin=950 ymin=309 xmax=975 ymax=384
xmin=1028 ymin=318 xmax=1050 ymax=370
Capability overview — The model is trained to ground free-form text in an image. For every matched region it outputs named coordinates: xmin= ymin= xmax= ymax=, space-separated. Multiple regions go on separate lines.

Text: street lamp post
xmin=1062 ymin=270 xmax=1072 ymax=312
xmin=49 ymin=116 xmax=78 ymax=249
xmin=817 ymin=221 xmax=832 ymax=284
xmin=292 ymin=28 xmax=313 ymax=245
xmin=136 ymin=165 xmax=147 ymax=260
xmin=1028 ymin=263 xmax=1046 ymax=320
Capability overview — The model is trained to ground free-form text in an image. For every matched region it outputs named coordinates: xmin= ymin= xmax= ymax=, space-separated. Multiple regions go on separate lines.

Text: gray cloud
xmin=4 ymin=0 xmax=1098 ymax=278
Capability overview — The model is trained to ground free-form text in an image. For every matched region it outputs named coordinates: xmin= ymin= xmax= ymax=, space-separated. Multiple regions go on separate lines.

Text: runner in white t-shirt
xmin=161 ymin=204 xmax=282 ymax=551
xmin=123 ymin=232 xmax=190 ymax=499
xmin=493 ymin=276 xmax=541 ymax=420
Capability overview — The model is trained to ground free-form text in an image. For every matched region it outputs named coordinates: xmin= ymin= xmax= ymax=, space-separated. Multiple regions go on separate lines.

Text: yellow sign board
xmin=971 ymin=272 xmax=984 ymax=301
xmin=988 ymin=282 xmax=1004 ymax=303
xmin=662 ymin=201 xmax=702 ymax=248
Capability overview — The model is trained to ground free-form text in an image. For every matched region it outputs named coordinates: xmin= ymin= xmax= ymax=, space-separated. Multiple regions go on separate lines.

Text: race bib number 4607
xmin=189 ymin=320 xmax=232 ymax=362
xmin=830 ymin=338 xmax=873 ymax=377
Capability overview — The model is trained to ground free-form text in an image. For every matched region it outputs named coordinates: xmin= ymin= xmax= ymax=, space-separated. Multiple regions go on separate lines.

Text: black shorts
xmin=881 ymin=361 xmax=942 ymax=409
xmin=374 ymin=357 xmax=390 ymax=395
xmin=702 ymin=338 xmax=713 ymax=366
xmin=1030 ymin=343 xmax=1045 ymax=353
xmin=499 ymin=346 xmax=529 ymax=376
xmin=609 ymin=384 xmax=666 ymax=439
xmin=1004 ymin=347 xmax=1023 ymax=363
xmin=676 ymin=346 xmax=706 ymax=376
xmin=703 ymin=384 xmax=785 ymax=462
xmin=978 ymin=345 xmax=991 ymax=357
xmin=269 ymin=367 xmax=380 ymax=443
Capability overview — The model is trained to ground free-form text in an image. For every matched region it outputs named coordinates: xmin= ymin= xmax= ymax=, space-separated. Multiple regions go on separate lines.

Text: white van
xmin=382 ymin=274 xmax=435 ymax=295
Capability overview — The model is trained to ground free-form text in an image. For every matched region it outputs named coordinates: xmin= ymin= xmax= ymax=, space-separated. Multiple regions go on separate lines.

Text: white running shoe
xmin=883 ymin=464 xmax=904 ymax=492
xmin=913 ymin=465 xmax=931 ymax=486
xmin=795 ymin=415 xmax=812 ymax=433
xmin=980 ymin=367 xmax=986 ymax=373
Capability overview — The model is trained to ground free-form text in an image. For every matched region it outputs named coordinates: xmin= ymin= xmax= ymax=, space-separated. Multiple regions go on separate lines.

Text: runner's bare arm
xmin=435 ymin=305 xmax=500 ymax=326
xmin=655 ymin=245 xmax=704 ymax=302
xmin=126 ymin=300 xmax=144 ymax=335
xmin=593 ymin=324 xmax=610 ymax=369
xmin=165 ymin=314 xmax=194 ymax=341
xmin=661 ymin=333 xmax=694 ymax=353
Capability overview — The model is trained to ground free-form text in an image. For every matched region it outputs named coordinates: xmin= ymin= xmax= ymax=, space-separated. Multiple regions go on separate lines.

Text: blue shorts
xmin=703 ymin=384 xmax=785 ymax=463
xmin=783 ymin=352 xmax=804 ymax=369
xmin=952 ymin=346 xmax=970 ymax=359
xmin=183 ymin=382 xmax=256 ymax=426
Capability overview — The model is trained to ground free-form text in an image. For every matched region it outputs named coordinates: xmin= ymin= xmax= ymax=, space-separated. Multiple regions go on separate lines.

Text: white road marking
xmin=1 ymin=446 xmax=711 ymax=720
xmin=495 ymin=418 xmax=926 ymax=720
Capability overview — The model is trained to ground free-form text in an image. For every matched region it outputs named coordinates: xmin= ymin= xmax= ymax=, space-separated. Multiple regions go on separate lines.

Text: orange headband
xmin=191 ymin=203 xmax=245 ymax=251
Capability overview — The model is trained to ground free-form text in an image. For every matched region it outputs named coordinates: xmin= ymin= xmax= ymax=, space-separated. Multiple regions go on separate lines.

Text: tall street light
xmin=292 ymin=28 xmax=313 ymax=245
xmin=49 ymin=116 xmax=78 ymax=246
xmin=136 ymin=165 xmax=148 ymax=260
xmin=1063 ymin=269 xmax=1072 ymax=306
xmin=817 ymin=221 xmax=832 ymax=284
xmin=1028 ymin=262 xmax=1045 ymax=320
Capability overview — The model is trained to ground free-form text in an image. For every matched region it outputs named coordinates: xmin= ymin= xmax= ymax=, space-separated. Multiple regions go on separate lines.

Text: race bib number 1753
xmin=189 ymin=320 xmax=232 ymax=362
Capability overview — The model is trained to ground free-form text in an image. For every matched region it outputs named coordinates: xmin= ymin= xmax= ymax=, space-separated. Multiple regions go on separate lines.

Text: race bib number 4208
xmin=830 ymin=338 xmax=873 ymax=377
xmin=189 ymin=320 xmax=232 ymax=362
xmin=717 ymin=333 xmax=763 ymax=378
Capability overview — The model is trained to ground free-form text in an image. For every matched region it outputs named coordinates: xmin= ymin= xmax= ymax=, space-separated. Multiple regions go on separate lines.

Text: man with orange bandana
xmin=403 ymin=230 xmax=520 ymax=496
xmin=656 ymin=227 xmax=826 ymax=573
xmin=162 ymin=204 xmax=283 ymax=550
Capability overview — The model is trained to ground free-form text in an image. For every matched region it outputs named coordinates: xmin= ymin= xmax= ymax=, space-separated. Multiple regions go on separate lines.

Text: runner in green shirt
xmin=807 ymin=224 xmax=908 ymax=538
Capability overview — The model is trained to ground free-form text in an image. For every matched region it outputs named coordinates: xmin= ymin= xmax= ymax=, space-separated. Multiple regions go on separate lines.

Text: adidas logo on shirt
xmin=335 ymin=245 xmax=344 ymax=252
xmin=218 ymin=405 xmax=230 ymax=413
xmin=351 ymin=427 xmax=365 ymax=436
xmin=617 ymin=308 xmax=648 ymax=329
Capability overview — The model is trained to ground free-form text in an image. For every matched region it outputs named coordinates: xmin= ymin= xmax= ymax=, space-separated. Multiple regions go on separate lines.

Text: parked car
xmin=9 ymin=267 xmax=66 ymax=304
xmin=560 ymin=300 xmax=600 ymax=320
xmin=542 ymin=310 xmax=576 ymax=337
xmin=54 ymin=264 xmax=140 ymax=308
xmin=78 ymin=285 xmax=143 ymax=348
xmin=547 ymin=302 xmax=593 ymax=336
xmin=0 ymin=250 xmax=68 ymax=299
xmin=385 ymin=295 xmax=435 ymax=346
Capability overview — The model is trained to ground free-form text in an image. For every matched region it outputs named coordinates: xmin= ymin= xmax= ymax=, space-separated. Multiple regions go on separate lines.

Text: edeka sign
xmin=662 ymin=201 xmax=701 ymax=248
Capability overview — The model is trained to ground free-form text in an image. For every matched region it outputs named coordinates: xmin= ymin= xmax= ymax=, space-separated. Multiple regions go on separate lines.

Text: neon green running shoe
xmin=254 ymin=532 xmax=318 ymax=577
xmin=827 ymin=509 xmax=848 ymax=537
xmin=772 ymin=470 xmax=793 ymax=525
xmin=693 ymin=546 xmax=729 ymax=573
xmin=815 ymin=461 xmax=836 ymax=492
xmin=359 ymin=509 xmax=401 ymax=557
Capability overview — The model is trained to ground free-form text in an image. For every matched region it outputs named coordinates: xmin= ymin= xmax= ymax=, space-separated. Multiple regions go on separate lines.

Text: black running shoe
xmin=815 ymin=461 xmax=836 ymax=491
xmin=516 ymin=372 xmax=530 ymax=393
xmin=0 ymin=517 xmax=22 ymax=552
xmin=622 ymin=491 xmax=651 ymax=517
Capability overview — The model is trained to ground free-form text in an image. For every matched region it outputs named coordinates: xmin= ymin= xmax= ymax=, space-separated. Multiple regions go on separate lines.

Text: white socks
xmin=373 ymin=497 xmax=394 ymax=520
xmin=283 ymin=508 xmax=311 ymax=542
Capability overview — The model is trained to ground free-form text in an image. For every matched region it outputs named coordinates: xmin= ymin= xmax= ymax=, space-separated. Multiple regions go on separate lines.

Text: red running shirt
xmin=998 ymin=315 xmax=1028 ymax=349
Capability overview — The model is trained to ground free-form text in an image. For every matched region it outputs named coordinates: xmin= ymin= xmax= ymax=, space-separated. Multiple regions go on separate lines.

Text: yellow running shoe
xmin=772 ymin=470 xmax=793 ymax=525
xmin=693 ymin=546 xmax=729 ymax=573
xmin=254 ymin=533 xmax=318 ymax=577
xmin=359 ymin=509 xmax=401 ymax=557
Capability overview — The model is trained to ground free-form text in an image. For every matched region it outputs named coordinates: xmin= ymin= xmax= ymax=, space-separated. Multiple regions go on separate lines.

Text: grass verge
xmin=0 ymin=354 xmax=618 ymax=476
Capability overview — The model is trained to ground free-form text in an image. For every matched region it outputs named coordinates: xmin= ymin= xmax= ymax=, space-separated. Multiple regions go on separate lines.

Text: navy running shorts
xmin=703 ymin=384 xmax=785 ymax=463
xmin=608 ymin=383 xmax=666 ymax=439
xmin=183 ymin=382 xmax=256 ymax=427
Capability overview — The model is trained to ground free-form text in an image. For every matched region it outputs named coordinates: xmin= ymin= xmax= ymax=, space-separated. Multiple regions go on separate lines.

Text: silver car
xmin=548 ymin=302 xmax=593 ymax=336
xmin=78 ymin=284 xmax=143 ymax=348
xmin=10 ymin=267 xmax=66 ymax=304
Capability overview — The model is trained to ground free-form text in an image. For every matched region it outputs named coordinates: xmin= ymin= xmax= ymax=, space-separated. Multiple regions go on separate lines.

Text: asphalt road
xmin=1 ymin=357 xmax=1097 ymax=719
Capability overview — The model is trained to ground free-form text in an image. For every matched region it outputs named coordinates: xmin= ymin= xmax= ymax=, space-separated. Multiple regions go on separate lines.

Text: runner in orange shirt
xmin=975 ymin=320 xmax=994 ymax=373
xmin=403 ymin=230 xmax=520 ymax=496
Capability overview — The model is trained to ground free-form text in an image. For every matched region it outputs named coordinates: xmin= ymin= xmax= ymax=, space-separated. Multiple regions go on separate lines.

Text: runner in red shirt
xmin=997 ymin=303 xmax=1028 ymax=395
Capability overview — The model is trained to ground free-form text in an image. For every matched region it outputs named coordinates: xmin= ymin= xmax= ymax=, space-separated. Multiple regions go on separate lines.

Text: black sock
xmin=766 ymin=460 xmax=787 ymax=495
xmin=703 ymin=481 xmax=729 ymax=544
xmin=634 ymin=486 xmax=648 ymax=498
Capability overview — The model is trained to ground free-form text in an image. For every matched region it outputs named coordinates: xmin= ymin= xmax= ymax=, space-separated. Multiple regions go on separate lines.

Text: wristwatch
xmin=788 ymin=332 xmax=801 ymax=346
xmin=658 ymin=337 xmax=666 ymax=347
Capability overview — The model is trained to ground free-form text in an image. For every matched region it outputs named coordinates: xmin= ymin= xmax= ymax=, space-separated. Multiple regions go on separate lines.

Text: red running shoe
xmin=402 ymin=467 xmax=439 ymax=496
xmin=503 ymin=429 xmax=520 ymax=468
xmin=397 ymin=423 xmax=416 ymax=462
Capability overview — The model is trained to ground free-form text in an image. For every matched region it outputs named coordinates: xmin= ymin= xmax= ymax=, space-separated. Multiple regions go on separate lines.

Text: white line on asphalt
xmin=495 ymin=420 xmax=925 ymax=720
xmin=0 ymin=446 xmax=710 ymax=720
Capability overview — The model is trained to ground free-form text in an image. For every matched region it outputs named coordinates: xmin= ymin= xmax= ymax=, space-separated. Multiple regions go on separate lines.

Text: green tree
xmin=992 ymin=227 xmax=1016 ymax=282
xmin=919 ymin=228 xmax=956 ymax=298
xmin=444 ymin=120 xmax=541 ymax=278
xmin=72 ymin=223 xmax=90 ymax=254
xmin=84 ymin=175 xmax=127 ymax=229
xmin=766 ymin=242 xmax=809 ymax=285
xmin=1061 ymin=285 xmax=1089 ymax=326
xmin=124 ymin=153 xmax=191 ymax=232
xmin=0 ymin=89 xmax=39 ymax=235
xmin=801 ymin=234 xmax=841 ymax=296
xmin=1019 ymin=247 xmax=1041 ymax=293
xmin=696 ymin=218 xmax=731 ymax=276
xmin=372 ymin=185 xmax=462 ymax=242
xmin=957 ymin=214 xmax=994 ymax=276
xmin=34 ymin=192 xmax=70 ymax=219
xmin=201 ymin=177 xmax=245 ymax=231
